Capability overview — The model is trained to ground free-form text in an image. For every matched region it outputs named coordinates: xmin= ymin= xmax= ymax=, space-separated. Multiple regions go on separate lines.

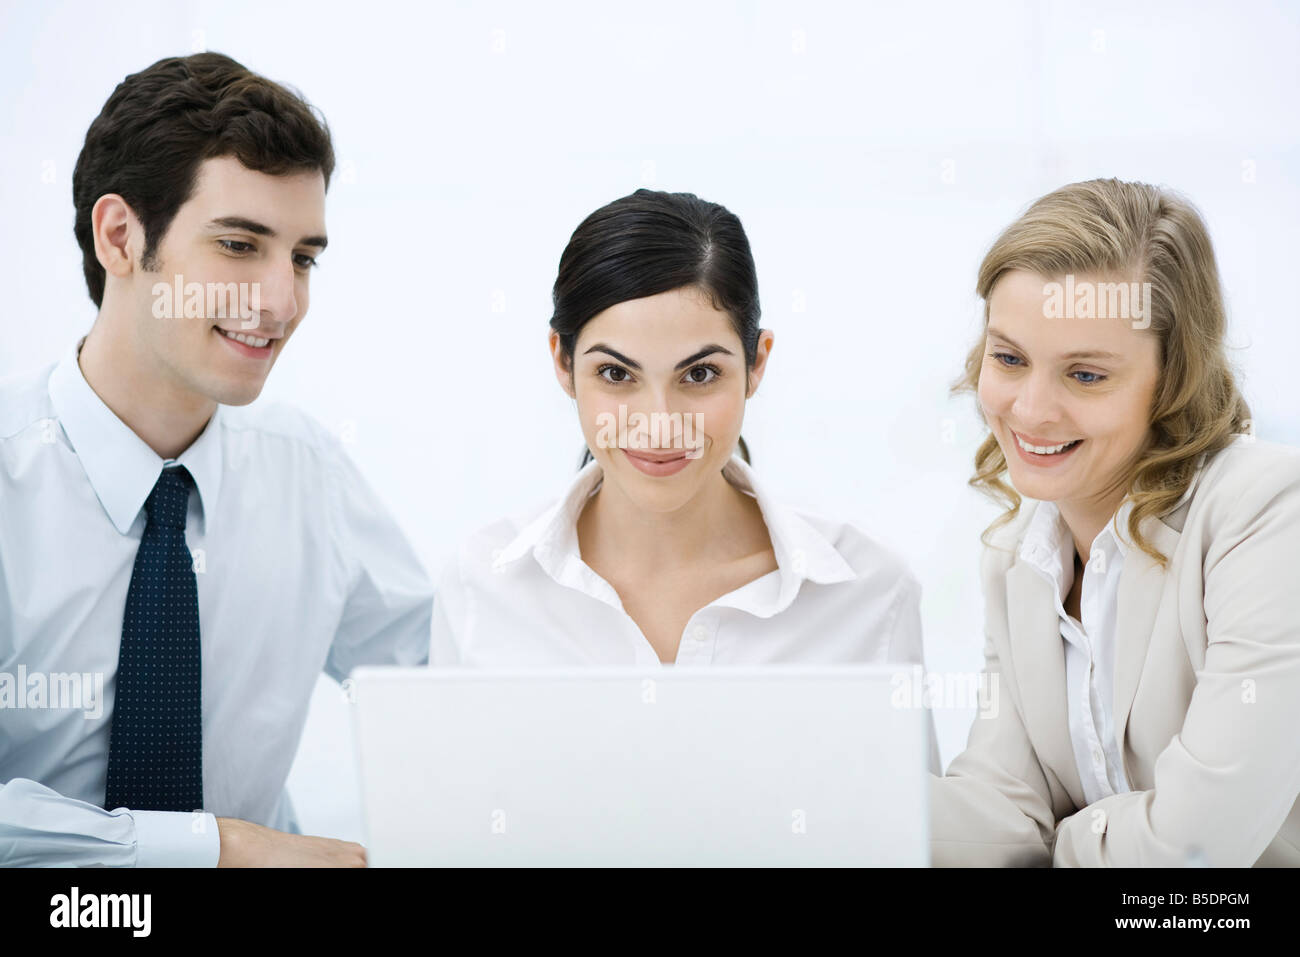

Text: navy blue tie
xmin=105 ymin=464 xmax=204 ymax=812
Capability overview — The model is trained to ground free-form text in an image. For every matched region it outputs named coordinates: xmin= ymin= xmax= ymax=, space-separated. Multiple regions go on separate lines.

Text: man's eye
xmin=219 ymin=240 xmax=254 ymax=254
xmin=294 ymin=254 xmax=318 ymax=269
xmin=597 ymin=364 xmax=630 ymax=384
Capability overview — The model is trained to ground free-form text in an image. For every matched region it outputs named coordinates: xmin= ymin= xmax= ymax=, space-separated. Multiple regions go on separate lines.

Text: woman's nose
xmin=1010 ymin=370 xmax=1061 ymax=425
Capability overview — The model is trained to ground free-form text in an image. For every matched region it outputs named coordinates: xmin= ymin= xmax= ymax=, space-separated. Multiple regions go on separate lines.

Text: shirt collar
xmin=1018 ymin=449 xmax=1210 ymax=589
xmin=492 ymin=453 xmax=857 ymax=615
xmin=47 ymin=337 xmax=223 ymax=535
xmin=1018 ymin=500 xmax=1075 ymax=596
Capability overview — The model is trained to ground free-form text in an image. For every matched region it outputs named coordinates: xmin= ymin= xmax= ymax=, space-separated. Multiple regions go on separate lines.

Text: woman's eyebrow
xmin=986 ymin=327 xmax=1026 ymax=352
xmin=582 ymin=343 xmax=735 ymax=370
xmin=674 ymin=345 xmax=732 ymax=370
xmin=583 ymin=344 xmax=640 ymax=369
xmin=987 ymin=327 xmax=1121 ymax=362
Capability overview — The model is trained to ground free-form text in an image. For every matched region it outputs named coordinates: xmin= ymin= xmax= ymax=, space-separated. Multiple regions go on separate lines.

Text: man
xmin=0 ymin=52 xmax=433 ymax=866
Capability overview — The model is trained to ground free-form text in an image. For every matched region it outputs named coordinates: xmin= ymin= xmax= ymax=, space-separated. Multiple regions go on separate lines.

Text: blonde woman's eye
xmin=989 ymin=351 xmax=1022 ymax=368
xmin=1072 ymin=370 xmax=1106 ymax=385
xmin=684 ymin=364 xmax=720 ymax=384
xmin=597 ymin=364 xmax=630 ymax=384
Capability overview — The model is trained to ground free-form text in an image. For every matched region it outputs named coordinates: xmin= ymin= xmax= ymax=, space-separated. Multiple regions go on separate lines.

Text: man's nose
xmin=244 ymin=261 xmax=298 ymax=332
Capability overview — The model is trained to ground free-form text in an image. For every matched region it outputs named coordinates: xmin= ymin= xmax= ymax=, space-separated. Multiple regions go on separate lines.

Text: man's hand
xmin=216 ymin=817 xmax=367 ymax=867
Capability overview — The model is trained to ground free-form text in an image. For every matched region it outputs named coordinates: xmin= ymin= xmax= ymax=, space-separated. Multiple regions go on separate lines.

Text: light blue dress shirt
xmin=0 ymin=340 xmax=434 ymax=866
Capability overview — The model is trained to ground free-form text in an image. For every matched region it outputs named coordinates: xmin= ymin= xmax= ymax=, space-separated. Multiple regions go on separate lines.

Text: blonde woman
xmin=931 ymin=179 xmax=1300 ymax=867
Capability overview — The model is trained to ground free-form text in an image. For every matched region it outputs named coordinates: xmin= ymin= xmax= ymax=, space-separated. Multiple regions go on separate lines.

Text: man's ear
xmin=549 ymin=329 xmax=576 ymax=399
xmin=91 ymin=194 xmax=144 ymax=283
xmin=745 ymin=329 xmax=775 ymax=398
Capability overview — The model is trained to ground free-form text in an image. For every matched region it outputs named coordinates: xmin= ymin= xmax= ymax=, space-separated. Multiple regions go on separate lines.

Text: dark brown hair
xmin=551 ymin=189 xmax=761 ymax=467
xmin=72 ymin=52 xmax=335 ymax=307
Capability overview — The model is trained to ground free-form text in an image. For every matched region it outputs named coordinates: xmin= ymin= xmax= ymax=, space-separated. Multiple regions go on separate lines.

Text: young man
xmin=0 ymin=53 xmax=434 ymax=866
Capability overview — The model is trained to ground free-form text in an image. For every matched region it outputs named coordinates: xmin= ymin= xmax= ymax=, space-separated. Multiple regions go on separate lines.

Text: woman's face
xmin=977 ymin=268 xmax=1161 ymax=511
xmin=551 ymin=285 xmax=772 ymax=513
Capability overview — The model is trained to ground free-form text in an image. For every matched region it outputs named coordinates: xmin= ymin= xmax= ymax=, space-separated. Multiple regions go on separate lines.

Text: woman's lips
xmin=622 ymin=447 xmax=692 ymax=477
xmin=1008 ymin=428 xmax=1084 ymax=467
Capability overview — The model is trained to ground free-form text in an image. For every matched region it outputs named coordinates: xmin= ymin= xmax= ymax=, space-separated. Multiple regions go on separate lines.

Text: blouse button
xmin=691 ymin=625 xmax=709 ymax=642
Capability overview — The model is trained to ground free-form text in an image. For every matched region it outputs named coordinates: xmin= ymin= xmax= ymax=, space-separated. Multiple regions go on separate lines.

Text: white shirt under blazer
xmin=931 ymin=436 xmax=1300 ymax=866
xmin=430 ymin=454 xmax=941 ymax=773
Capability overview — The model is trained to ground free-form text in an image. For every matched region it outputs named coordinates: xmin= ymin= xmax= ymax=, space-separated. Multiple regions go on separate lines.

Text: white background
xmin=2 ymin=0 xmax=1297 ymax=843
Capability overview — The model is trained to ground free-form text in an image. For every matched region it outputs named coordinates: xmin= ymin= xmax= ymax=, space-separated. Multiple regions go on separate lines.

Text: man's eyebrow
xmin=986 ymin=327 xmax=1122 ymax=362
xmin=206 ymin=216 xmax=328 ymax=249
xmin=583 ymin=344 xmax=640 ymax=369
xmin=674 ymin=345 xmax=733 ymax=370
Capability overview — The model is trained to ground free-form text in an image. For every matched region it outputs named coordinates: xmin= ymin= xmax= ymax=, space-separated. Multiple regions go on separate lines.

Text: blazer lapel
xmin=1113 ymin=516 xmax=1181 ymax=762
xmin=1005 ymin=558 xmax=1084 ymax=803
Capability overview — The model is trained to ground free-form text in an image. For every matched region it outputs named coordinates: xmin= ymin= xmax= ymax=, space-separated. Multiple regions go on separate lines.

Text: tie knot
xmin=145 ymin=465 xmax=193 ymax=529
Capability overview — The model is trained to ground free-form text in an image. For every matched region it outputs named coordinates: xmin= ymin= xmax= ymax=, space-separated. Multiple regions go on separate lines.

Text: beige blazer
xmin=930 ymin=438 xmax=1300 ymax=866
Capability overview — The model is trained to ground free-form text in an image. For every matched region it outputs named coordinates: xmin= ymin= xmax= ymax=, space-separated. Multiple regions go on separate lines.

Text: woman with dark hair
xmin=431 ymin=189 xmax=936 ymax=768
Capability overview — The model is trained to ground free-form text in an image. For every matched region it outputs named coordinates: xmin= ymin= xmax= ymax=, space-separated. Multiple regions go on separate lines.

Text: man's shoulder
xmin=218 ymin=398 xmax=346 ymax=459
xmin=0 ymin=361 xmax=58 ymax=440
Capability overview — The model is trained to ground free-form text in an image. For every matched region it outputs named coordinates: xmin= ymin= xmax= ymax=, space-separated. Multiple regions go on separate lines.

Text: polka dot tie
xmin=104 ymin=465 xmax=203 ymax=813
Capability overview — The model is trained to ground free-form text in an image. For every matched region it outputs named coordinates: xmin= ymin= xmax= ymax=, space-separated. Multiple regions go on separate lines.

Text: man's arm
xmin=321 ymin=441 xmax=435 ymax=683
xmin=0 ymin=777 xmax=370 ymax=867
xmin=0 ymin=777 xmax=218 ymax=867
xmin=210 ymin=433 xmax=432 ymax=868
xmin=213 ymin=817 xmax=365 ymax=867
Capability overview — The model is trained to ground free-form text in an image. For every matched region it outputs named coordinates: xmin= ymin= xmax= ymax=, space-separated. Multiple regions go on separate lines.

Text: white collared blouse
xmin=1017 ymin=469 xmax=1202 ymax=806
xmin=430 ymin=454 xmax=941 ymax=771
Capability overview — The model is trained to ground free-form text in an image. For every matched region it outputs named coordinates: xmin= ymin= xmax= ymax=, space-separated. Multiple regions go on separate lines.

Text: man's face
xmin=130 ymin=155 xmax=327 ymax=405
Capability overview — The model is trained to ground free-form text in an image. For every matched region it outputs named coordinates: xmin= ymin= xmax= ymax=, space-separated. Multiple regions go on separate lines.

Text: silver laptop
xmin=350 ymin=665 xmax=928 ymax=866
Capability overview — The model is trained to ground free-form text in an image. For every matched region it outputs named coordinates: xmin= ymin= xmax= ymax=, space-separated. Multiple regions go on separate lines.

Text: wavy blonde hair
xmin=953 ymin=178 xmax=1250 ymax=567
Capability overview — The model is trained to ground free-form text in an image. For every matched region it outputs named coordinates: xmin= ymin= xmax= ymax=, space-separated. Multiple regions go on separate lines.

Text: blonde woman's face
xmin=550 ymin=285 xmax=771 ymax=514
xmin=977 ymin=269 xmax=1160 ymax=509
